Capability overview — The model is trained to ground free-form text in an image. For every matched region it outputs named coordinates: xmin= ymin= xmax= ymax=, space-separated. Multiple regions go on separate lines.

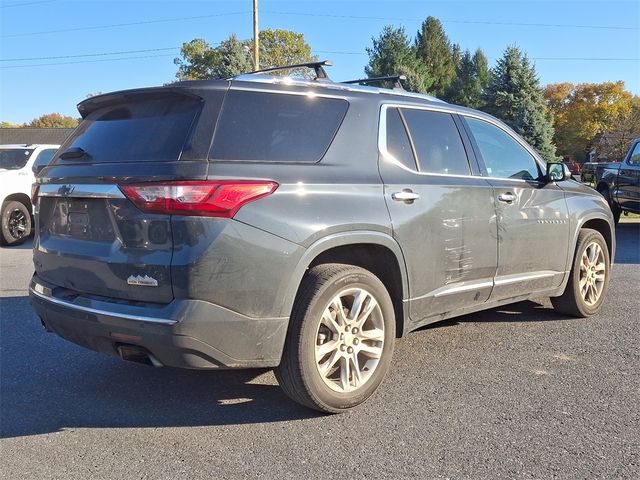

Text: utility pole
xmin=252 ymin=0 xmax=259 ymax=70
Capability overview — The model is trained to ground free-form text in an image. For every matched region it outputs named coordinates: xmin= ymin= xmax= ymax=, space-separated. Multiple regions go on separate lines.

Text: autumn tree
xmin=544 ymin=81 xmax=635 ymax=161
xmin=365 ymin=25 xmax=432 ymax=93
xmin=0 ymin=121 xmax=20 ymax=128
xmin=258 ymin=29 xmax=316 ymax=72
xmin=415 ymin=17 xmax=458 ymax=98
xmin=446 ymin=48 xmax=490 ymax=108
xmin=26 ymin=113 xmax=79 ymax=128
xmin=174 ymin=29 xmax=315 ymax=81
xmin=590 ymin=97 xmax=640 ymax=162
xmin=174 ymin=34 xmax=251 ymax=80
xmin=484 ymin=46 xmax=558 ymax=161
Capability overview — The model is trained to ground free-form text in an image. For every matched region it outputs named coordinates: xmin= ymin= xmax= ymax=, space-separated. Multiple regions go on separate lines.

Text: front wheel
xmin=0 ymin=201 xmax=32 ymax=246
xmin=597 ymin=186 xmax=621 ymax=224
xmin=551 ymin=228 xmax=611 ymax=317
xmin=275 ymin=264 xmax=395 ymax=413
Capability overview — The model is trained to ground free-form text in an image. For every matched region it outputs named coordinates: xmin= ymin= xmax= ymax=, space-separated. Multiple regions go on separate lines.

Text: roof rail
xmin=246 ymin=60 xmax=333 ymax=81
xmin=343 ymin=75 xmax=407 ymax=90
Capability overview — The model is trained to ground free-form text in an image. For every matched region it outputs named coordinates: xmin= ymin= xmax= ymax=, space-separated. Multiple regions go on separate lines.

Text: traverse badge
xmin=127 ymin=275 xmax=158 ymax=287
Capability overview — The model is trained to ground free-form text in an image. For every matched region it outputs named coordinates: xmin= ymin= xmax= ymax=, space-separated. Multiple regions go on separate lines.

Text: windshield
xmin=0 ymin=148 xmax=34 ymax=170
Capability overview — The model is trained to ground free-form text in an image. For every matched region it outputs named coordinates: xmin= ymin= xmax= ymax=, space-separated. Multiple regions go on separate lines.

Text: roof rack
xmin=247 ymin=60 xmax=333 ymax=81
xmin=342 ymin=75 xmax=407 ymax=90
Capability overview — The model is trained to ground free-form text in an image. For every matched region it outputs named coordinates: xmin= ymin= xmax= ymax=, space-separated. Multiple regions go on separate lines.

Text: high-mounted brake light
xmin=119 ymin=181 xmax=278 ymax=218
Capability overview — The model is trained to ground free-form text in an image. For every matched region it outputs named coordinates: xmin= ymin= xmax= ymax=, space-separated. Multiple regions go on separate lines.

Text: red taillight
xmin=119 ymin=181 xmax=278 ymax=218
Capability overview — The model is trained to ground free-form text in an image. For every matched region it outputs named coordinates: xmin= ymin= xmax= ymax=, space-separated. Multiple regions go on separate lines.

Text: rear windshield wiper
xmin=60 ymin=147 xmax=91 ymax=160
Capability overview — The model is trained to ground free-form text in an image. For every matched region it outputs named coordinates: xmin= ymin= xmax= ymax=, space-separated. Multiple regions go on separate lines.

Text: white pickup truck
xmin=0 ymin=144 xmax=59 ymax=246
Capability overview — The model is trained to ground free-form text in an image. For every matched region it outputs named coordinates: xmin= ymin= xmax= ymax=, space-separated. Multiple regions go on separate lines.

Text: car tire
xmin=551 ymin=228 xmax=610 ymax=317
xmin=275 ymin=263 xmax=395 ymax=413
xmin=0 ymin=201 xmax=32 ymax=246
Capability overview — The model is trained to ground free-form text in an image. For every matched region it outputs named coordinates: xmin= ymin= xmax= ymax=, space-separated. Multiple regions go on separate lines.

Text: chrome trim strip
xmin=432 ymin=280 xmax=494 ymax=298
xmin=38 ymin=183 xmax=125 ymax=199
xmin=29 ymin=286 xmax=177 ymax=325
xmin=232 ymin=74 xmax=443 ymax=102
xmin=378 ymin=103 xmax=547 ymax=178
xmin=493 ymin=271 xmax=557 ymax=286
xmin=229 ymin=85 xmax=350 ymax=101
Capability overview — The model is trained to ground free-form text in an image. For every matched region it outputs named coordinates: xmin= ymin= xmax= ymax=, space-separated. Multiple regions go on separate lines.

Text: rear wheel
xmin=0 ymin=201 xmax=31 ymax=246
xmin=275 ymin=264 xmax=395 ymax=413
xmin=551 ymin=228 xmax=610 ymax=317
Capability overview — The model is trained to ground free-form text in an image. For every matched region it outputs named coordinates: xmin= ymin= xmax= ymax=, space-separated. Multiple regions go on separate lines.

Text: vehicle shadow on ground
xmin=614 ymin=222 xmax=639 ymax=264
xmin=0 ymin=236 xmax=34 ymax=250
xmin=420 ymin=298 xmax=572 ymax=333
xmin=0 ymin=296 xmax=320 ymax=439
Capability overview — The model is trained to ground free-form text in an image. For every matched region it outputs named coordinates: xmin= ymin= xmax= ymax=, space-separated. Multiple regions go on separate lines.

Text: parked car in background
xmin=564 ymin=161 xmax=582 ymax=177
xmin=581 ymin=162 xmax=597 ymax=184
xmin=0 ymin=144 xmax=59 ymax=245
xmin=585 ymin=138 xmax=640 ymax=223
xmin=29 ymin=63 xmax=615 ymax=413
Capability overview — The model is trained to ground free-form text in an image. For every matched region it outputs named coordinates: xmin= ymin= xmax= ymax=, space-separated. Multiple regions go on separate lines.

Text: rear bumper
xmin=29 ymin=275 xmax=288 ymax=369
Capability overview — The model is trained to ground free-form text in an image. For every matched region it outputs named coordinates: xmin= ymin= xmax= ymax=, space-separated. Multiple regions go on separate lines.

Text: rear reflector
xmin=119 ymin=181 xmax=278 ymax=218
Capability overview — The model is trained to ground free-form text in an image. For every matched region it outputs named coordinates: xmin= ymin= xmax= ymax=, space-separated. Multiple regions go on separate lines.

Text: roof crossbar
xmin=247 ymin=60 xmax=333 ymax=80
xmin=342 ymin=75 xmax=407 ymax=90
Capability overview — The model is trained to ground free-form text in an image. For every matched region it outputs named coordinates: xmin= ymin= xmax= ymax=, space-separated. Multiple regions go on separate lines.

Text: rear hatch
xmin=34 ymin=86 xmax=223 ymax=304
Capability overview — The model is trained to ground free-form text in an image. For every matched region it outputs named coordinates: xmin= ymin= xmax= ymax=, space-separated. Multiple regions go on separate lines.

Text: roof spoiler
xmin=76 ymin=87 xmax=202 ymax=118
xmin=246 ymin=60 xmax=333 ymax=81
xmin=342 ymin=75 xmax=407 ymax=90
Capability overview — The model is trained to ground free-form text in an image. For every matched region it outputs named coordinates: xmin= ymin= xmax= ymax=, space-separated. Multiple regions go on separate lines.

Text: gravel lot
xmin=1 ymin=222 xmax=638 ymax=479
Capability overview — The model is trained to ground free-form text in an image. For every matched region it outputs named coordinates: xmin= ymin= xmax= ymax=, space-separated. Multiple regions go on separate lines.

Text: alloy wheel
xmin=314 ymin=288 xmax=385 ymax=393
xmin=579 ymin=241 xmax=606 ymax=306
xmin=7 ymin=208 xmax=28 ymax=240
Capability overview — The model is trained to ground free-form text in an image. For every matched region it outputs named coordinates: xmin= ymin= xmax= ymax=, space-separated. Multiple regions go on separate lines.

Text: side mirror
xmin=546 ymin=162 xmax=567 ymax=182
xmin=32 ymin=164 xmax=46 ymax=175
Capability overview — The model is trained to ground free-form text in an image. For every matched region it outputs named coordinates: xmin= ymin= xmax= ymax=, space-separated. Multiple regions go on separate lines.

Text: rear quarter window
xmin=210 ymin=90 xmax=349 ymax=162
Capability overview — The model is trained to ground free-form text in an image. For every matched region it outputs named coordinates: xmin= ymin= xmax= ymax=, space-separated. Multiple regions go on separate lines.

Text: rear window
xmin=210 ymin=90 xmax=349 ymax=162
xmin=57 ymin=95 xmax=202 ymax=163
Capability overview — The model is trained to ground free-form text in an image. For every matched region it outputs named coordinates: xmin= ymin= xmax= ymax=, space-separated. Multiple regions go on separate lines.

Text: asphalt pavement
xmin=1 ymin=223 xmax=639 ymax=479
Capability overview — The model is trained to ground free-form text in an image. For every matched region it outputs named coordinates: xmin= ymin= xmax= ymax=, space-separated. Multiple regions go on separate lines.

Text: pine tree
xmin=484 ymin=46 xmax=558 ymax=161
xmin=446 ymin=48 xmax=490 ymax=109
xmin=415 ymin=17 xmax=457 ymax=98
xmin=365 ymin=26 xmax=432 ymax=93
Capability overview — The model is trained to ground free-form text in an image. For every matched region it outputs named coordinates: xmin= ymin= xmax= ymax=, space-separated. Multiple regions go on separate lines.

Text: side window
xmin=210 ymin=91 xmax=349 ymax=162
xmin=33 ymin=149 xmax=56 ymax=171
xmin=400 ymin=109 xmax=470 ymax=175
xmin=385 ymin=107 xmax=416 ymax=170
xmin=628 ymin=142 xmax=640 ymax=165
xmin=466 ymin=117 xmax=541 ymax=181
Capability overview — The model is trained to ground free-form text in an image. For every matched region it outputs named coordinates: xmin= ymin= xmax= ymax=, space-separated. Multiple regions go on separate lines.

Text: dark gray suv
xmin=30 ymin=62 xmax=615 ymax=413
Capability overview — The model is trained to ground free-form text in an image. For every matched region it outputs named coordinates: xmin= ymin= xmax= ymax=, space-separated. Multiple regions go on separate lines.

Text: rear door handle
xmin=497 ymin=192 xmax=516 ymax=203
xmin=392 ymin=190 xmax=420 ymax=203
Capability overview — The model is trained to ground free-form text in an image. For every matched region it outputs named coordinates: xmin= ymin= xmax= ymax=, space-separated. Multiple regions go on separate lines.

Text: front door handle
xmin=392 ymin=190 xmax=420 ymax=203
xmin=497 ymin=192 xmax=516 ymax=203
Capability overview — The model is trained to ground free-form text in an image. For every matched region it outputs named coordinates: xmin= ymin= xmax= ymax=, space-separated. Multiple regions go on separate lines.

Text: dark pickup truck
xmin=582 ymin=138 xmax=640 ymax=223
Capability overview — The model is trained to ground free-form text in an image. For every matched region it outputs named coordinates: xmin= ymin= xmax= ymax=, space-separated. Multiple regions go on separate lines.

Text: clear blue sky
xmin=1 ymin=0 xmax=638 ymax=124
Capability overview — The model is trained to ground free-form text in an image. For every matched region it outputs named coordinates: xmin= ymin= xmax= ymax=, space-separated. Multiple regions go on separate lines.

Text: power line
xmin=0 ymin=53 xmax=175 ymax=69
xmin=0 ymin=47 xmax=180 ymax=62
xmin=1 ymin=11 xmax=249 ymax=38
xmin=264 ymin=10 xmax=640 ymax=31
xmin=0 ymin=0 xmax=56 ymax=8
